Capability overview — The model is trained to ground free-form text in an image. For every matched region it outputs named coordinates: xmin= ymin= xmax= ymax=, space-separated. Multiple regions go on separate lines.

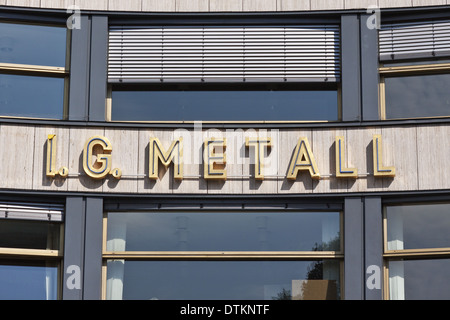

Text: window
xmin=383 ymin=202 xmax=450 ymax=300
xmin=379 ymin=20 xmax=450 ymax=120
xmin=103 ymin=209 xmax=343 ymax=300
xmin=107 ymin=24 xmax=341 ymax=122
xmin=0 ymin=21 xmax=69 ymax=119
xmin=0 ymin=202 xmax=64 ymax=300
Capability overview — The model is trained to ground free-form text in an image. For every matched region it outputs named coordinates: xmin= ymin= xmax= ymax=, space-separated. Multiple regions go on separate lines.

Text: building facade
xmin=1 ymin=0 xmax=450 ymax=300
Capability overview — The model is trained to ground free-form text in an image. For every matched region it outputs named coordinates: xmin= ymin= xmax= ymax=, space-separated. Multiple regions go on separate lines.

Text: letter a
xmin=287 ymin=137 xmax=320 ymax=180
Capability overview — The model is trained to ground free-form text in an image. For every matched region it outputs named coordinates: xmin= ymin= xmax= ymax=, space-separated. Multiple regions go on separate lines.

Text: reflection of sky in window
xmin=0 ymin=73 xmax=65 ymax=119
xmin=0 ymin=262 xmax=58 ymax=300
xmin=111 ymin=90 xmax=338 ymax=121
xmin=385 ymin=74 xmax=450 ymax=119
xmin=386 ymin=203 xmax=450 ymax=250
xmin=113 ymin=260 xmax=340 ymax=300
xmin=107 ymin=211 xmax=340 ymax=252
xmin=0 ymin=22 xmax=66 ymax=67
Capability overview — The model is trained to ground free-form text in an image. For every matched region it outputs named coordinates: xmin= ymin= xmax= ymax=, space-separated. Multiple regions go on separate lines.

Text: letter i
xmin=46 ymin=134 xmax=69 ymax=178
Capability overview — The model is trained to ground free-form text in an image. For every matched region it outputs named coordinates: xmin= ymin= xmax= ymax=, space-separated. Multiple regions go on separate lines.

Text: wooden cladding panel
xmin=0 ymin=125 xmax=35 ymax=190
xmin=0 ymin=123 xmax=449 ymax=195
xmin=417 ymin=125 xmax=450 ymax=190
xmin=346 ymin=127 xmax=383 ymax=193
xmin=9 ymin=0 xmax=446 ymax=11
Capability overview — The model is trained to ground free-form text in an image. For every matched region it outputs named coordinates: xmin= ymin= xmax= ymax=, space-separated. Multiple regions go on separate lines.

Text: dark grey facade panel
xmin=63 ymin=197 xmax=85 ymax=300
xmin=341 ymin=14 xmax=361 ymax=122
xmin=88 ymin=15 xmax=109 ymax=122
xmin=62 ymin=196 xmax=103 ymax=300
xmin=364 ymin=197 xmax=383 ymax=300
xmin=83 ymin=197 xmax=104 ymax=300
xmin=344 ymin=197 xmax=364 ymax=300
xmin=360 ymin=14 xmax=380 ymax=121
xmin=68 ymin=15 xmax=91 ymax=121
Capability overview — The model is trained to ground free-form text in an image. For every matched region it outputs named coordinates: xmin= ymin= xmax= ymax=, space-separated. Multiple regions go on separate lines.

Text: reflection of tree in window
xmin=313 ymin=232 xmax=340 ymax=251
xmin=271 ymin=234 xmax=340 ymax=300
xmin=272 ymin=288 xmax=291 ymax=300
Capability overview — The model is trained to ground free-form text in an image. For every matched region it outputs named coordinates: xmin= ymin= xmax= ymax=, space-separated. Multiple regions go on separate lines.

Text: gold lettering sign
xmin=148 ymin=137 xmax=183 ymax=180
xmin=82 ymin=136 xmax=121 ymax=180
xmin=335 ymin=136 xmax=358 ymax=178
xmin=45 ymin=133 xmax=395 ymax=182
xmin=245 ymin=137 xmax=272 ymax=180
xmin=204 ymin=138 xmax=227 ymax=180
xmin=287 ymin=137 xmax=320 ymax=180
xmin=46 ymin=134 xmax=68 ymax=178
xmin=373 ymin=134 xmax=395 ymax=177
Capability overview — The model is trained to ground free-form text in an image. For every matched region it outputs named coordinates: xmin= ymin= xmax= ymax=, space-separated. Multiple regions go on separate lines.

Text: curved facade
xmin=1 ymin=0 xmax=450 ymax=301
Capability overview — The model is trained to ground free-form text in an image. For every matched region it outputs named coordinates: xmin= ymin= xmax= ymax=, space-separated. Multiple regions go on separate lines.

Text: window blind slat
xmin=379 ymin=19 xmax=450 ymax=60
xmin=108 ymin=25 xmax=340 ymax=83
xmin=0 ymin=202 xmax=64 ymax=222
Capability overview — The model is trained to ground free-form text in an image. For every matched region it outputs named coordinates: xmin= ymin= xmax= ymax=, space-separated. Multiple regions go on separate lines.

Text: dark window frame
xmin=379 ymin=58 xmax=450 ymax=121
xmin=382 ymin=200 xmax=450 ymax=300
xmin=107 ymin=82 xmax=342 ymax=123
xmin=0 ymin=19 xmax=71 ymax=120
xmin=102 ymin=198 xmax=345 ymax=300
xmin=0 ymin=199 xmax=65 ymax=300
xmin=106 ymin=15 xmax=343 ymax=124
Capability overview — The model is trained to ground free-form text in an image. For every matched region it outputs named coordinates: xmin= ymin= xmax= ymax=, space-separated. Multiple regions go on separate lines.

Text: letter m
xmin=149 ymin=137 xmax=183 ymax=179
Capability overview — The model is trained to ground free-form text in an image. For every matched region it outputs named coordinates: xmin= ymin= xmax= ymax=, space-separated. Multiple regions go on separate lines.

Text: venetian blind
xmin=379 ymin=19 xmax=450 ymax=61
xmin=108 ymin=25 xmax=341 ymax=83
xmin=0 ymin=202 xmax=64 ymax=221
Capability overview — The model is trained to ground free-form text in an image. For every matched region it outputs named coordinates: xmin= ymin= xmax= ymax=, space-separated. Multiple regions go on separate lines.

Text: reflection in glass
xmin=111 ymin=86 xmax=339 ymax=121
xmin=0 ymin=73 xmax=65 ymax=119
xmin=389 ymin=259 xmax=450 ymax=300
xmin=0 ymin=260 xmax=58 ymax=300
xmin=106 ymin=211 xmax=341 ymax=252
xmin=106 ymin=260 xmax=340 ymax=300
xmin=0 ymin=22 xmax=67 ymax=67
xmin=385 ymin=74 xmax=450 ymax=119
xmin=0 ymin=220 xmax=60 ymax=250
xmin=386 ymin=203 xmax=450 ymax=250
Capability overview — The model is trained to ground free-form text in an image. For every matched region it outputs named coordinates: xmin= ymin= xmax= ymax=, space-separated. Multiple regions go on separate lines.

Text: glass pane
xmin=0 ymin=260 xmax=59 ymax=300
xmin=384 ymin=74 xmax=450 ymax=119
xmin=389 ymin=259 xmax=450 ymax=300
xmin=106 ymin=260 xmax=341 ymax=300
xmin=111 ymin=87 xmax=339 ymax=121
xmin=106 ymin=211 xmax=340 ymax=252
xmin=0 ymin=22 xmax=67 ymax=67
xmin=0 ymin=220 xmax=60 ymax=250
xmin=0 ymin=73 xmax=65 ymax=119
xmin=386 ymin=203 xmax=450 ymax=250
